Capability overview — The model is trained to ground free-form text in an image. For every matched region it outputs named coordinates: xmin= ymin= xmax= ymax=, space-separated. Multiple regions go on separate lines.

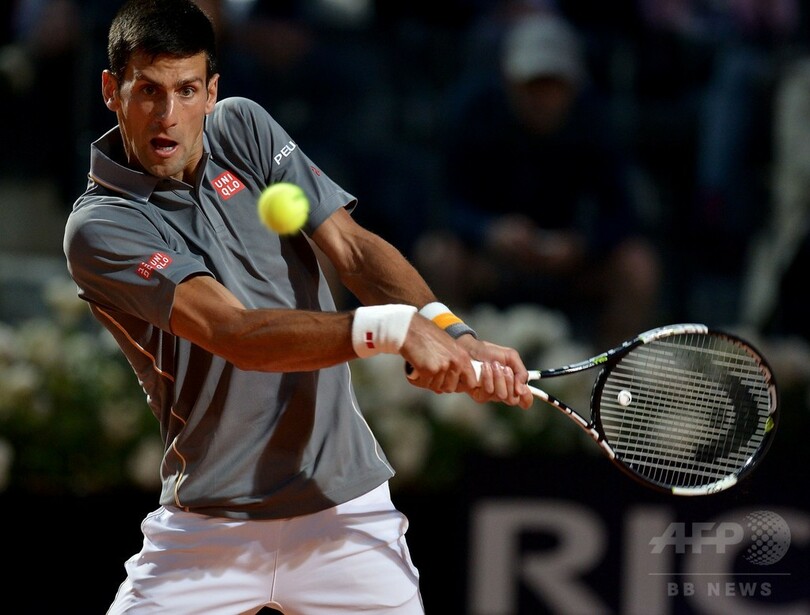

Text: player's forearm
xmin=171 ymin=276 xmax=358 ymax=371
xmin=336 ymin=230 xmax=436 ymax=308
xmin=199 ymin=307 xmax=358 ymax=372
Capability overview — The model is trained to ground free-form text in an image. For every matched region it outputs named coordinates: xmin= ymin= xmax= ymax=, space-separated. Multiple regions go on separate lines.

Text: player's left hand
xmin=457 ymin=336 xmax=533 ymax=409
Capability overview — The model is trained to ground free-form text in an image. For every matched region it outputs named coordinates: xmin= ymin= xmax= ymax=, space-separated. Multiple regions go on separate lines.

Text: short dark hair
xmin=108 ymin=0 xmax=218 ymax=80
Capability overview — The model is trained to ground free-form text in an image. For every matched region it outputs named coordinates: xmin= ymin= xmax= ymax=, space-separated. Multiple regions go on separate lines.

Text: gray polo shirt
xmin=63 ymin=96 xmax=394 ymax=519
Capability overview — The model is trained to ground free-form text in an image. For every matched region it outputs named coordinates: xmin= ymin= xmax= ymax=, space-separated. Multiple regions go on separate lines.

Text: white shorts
xmin=107 ymin=482 xmax=423 ymax=614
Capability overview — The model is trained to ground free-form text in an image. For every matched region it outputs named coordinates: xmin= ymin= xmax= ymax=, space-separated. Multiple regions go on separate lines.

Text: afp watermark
xmin=650 ymin=510 xmax=791 ymax=565
xmin=649 ymin=509 xmax=800 ymax=605
xmin=467 ymin=501 xmax=808 ymax=613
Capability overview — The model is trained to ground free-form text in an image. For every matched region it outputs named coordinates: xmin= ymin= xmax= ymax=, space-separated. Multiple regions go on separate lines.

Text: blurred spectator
xmin=230 ymin=0 xmax=435 ymax=263
xmin=772 ymin=232 xmax=810 ymax=343
xmin=741 ymin=55 xmax=810 ymax=340
xmin=694 ymin=1 xmax=799 ymax=280
xmin=630 ymin=0 xmax=803 ymax=323
xmin=414 ymin=12 xmax=662 ymax=347
xmin=0 ymin=0 xmax=83 ymax=201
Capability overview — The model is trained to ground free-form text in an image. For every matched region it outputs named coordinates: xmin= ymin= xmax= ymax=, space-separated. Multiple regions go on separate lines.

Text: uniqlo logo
xmin=136 ymin=252 xmax=172 ymax=280
xmin=212 ymin=171 xmax=245 ymax=200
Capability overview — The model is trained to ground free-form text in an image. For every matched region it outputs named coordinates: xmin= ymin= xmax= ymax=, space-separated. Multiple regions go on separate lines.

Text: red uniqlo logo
xmin=212 ymin=171 xmax=245 ymax=200
xmin=136 ymin=252 xmax=172 ymax=280
xmin=365 ymin=332 xmax=375 ymax=349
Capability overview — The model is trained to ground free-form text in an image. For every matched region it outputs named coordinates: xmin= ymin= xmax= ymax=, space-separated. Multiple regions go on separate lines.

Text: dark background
xmin=3 ymin=2 xmax=810 ymax=613
xmin=12 ymin=402 xmax=807 ymax=614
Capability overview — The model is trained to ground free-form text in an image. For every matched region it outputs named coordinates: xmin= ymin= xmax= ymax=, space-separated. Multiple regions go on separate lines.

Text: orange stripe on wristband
xmin=432 ymin=312 xmax=464 ymax=330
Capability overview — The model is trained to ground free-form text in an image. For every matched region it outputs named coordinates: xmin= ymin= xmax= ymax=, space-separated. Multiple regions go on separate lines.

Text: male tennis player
xmin=63 ymin=0 xmax=532 ymax=612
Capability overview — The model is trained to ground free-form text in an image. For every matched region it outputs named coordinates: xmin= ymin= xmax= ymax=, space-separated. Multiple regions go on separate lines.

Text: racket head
xmin=590 ymin=328 xmax=778 ymax=496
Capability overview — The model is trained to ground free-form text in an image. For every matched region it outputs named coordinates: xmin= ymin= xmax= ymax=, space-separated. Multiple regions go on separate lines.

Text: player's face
xmin=102 ymin=51 xmax=218 ymax=182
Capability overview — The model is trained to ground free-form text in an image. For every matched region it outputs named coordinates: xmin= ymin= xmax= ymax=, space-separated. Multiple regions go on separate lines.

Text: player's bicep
xmin=309 ymin=207 xmax=367 ymax=273
xmin=312 ymin=207 xmax=435 ymax=306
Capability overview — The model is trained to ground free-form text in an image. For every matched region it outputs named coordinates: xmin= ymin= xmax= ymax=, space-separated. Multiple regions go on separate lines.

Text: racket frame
xmin=523 ymin=323 xmax=778 ymax=496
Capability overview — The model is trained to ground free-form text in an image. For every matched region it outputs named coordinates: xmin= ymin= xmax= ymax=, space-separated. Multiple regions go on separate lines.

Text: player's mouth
xmin=151 ymin=137 xmax=179 ymax=158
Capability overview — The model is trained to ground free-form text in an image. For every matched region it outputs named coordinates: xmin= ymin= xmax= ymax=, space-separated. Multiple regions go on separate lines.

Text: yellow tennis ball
xmin=257 ymin=182 xmax=310 ymax=235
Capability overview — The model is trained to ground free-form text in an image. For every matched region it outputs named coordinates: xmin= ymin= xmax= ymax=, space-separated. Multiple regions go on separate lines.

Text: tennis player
xmin=62 ymin=0 xmax=533 ymax=613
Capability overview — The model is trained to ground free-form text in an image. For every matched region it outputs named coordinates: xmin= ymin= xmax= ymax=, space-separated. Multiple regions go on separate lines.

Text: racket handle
xmin=405 ymin=359 xmax=483 ymax=381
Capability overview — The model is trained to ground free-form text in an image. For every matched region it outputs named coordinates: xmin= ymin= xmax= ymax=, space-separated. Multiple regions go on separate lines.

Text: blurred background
xmin=1 ymin=0 xmax=809 ymax=613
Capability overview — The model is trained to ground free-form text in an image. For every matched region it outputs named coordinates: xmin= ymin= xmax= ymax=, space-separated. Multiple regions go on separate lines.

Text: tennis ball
xmin=257 ymin=182 xmax=310 ymax=235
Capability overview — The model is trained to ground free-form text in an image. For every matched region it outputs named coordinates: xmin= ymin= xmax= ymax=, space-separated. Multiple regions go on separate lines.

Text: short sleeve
xmin=64 ymin=200 xmax=210 ymax=331
xmin=206 ymin=97 xmax=357 ymax=233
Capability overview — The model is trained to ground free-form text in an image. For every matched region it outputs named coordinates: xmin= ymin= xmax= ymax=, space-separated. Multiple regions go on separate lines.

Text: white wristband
xmin=418 ymin=301 xmax=451 ymax=320
xmin=352 ymin=304 xmax=417 ymax=358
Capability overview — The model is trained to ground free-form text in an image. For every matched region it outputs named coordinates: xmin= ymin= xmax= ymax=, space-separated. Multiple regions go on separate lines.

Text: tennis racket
xmin=420 ymin=323 xmax=779 ymax=496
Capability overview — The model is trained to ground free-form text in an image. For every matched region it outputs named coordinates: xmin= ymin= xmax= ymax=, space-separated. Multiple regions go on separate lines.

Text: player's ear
xmin=205 ymin=73 xmax=219 ymax=114
xmin=102 ymin=70 xmax=120 ymax=111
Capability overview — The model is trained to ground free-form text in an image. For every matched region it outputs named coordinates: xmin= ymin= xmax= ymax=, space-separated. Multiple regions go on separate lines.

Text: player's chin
xmin=142 ymin=148 xmax=184 ymax=176
xmin=142 ymin=159 xmax=181 ymax=179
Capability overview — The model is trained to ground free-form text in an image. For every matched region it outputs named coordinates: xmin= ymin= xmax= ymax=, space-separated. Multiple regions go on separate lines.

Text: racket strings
xmin=597 ymin=333 xmax=772 ymax=490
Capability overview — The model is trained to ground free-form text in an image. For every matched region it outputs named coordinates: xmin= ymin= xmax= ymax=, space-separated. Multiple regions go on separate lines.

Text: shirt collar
xmin=88 ymin=126 xmax=208 ymax=201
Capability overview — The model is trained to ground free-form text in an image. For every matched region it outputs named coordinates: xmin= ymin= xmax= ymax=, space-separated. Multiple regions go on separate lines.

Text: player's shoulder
xmin=206 ymin=97 xmax=289 ymax=173
xmin=212 ymin=95 xmax=261 ymax=113
xmin=65 ymin=187 xmax=151 ymax=244
xmin=69 ymin=181 xmax=143 ymax=217
xmin=206 ymin=97 xmax=277 ymax=149
xmin=209 ymin=96 xmax=269 ymax=129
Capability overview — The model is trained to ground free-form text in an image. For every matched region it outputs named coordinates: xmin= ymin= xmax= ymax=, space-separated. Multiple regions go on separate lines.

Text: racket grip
xmin=405 ymin=359 xmax=483 ymax=382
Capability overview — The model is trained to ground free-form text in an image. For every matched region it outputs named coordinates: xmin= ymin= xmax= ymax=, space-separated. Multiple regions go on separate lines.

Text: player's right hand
xmin=400 ymin=315 xmax=479 ymax=394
